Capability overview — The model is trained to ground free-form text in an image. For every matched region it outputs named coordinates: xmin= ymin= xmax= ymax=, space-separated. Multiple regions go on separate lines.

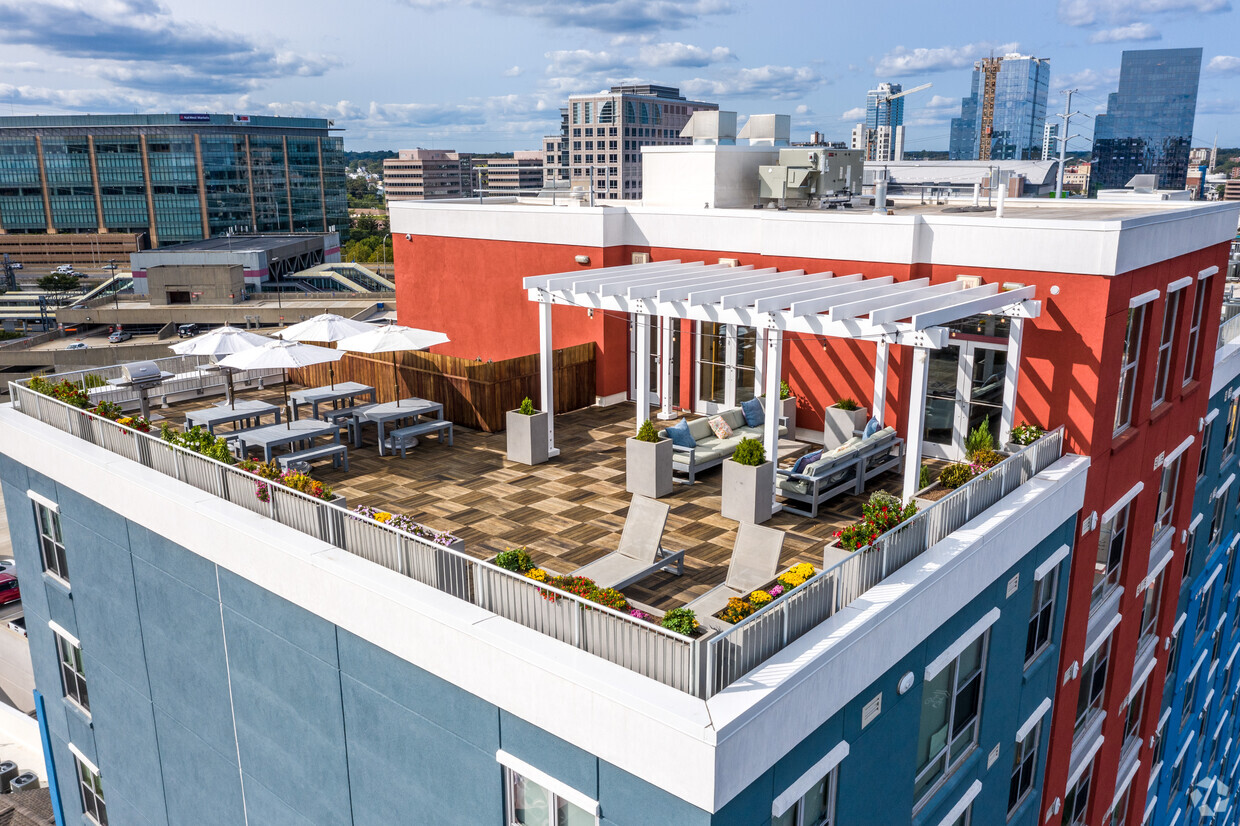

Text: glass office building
xmin=0 ymin=114 xmax=346 ymax=247
xmin=949 ymin=55 xmax=1050 ymax=161
xmin=1091 ymin=48 xmax=1202 ymax=192
xmin=866 ymin=83 xmax=904 ymax=130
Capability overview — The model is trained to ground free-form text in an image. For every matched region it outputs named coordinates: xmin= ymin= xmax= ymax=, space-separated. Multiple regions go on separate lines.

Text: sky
xmin=0 ymin=0 xmax=1238 ymax=153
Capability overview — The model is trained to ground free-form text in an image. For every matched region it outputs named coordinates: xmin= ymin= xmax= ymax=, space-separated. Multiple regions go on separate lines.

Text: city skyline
xmin=0 ymin=0 xmax=1237 ymax=152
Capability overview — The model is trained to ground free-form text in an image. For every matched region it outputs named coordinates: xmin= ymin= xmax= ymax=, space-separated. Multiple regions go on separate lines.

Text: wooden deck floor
xmin=162 ymin=390 xmax=901 ymax=609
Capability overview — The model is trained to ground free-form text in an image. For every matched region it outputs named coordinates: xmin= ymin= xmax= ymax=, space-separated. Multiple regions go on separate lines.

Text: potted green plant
xmin=1006 ymin=422 xmax=1045 ymax=452
xmin=823 ymin=397 xmax=869 ymax=449
xmin=722 ymin=437 xmax=774 ymax=524
xmin=506 ymin=396 xmax=549 ymax=465
xmin=626 ymin=419 xmax=673 ymax=498
xmin=779 ymin=379 xmax=797 ymax=434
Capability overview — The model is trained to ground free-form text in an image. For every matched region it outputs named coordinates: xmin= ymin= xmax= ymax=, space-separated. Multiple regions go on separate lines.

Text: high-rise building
xmin=382 ymin=149 xmax=473 ymax=201
xmin=540 ymin=84 xmax=716 ymax=200
xmin=0 ymin=113 xmax=346 ymax=254
xmin=1042 ymin=122 xmax=1059 ymax=162
xmin=476 ymin=151 xmax=544 ymax=194
xmin=1091 ymin=48 xmax=1202 ymax=192
xmin=949 ymin=55 xmax=1050 ymax=161
xmin=852 ymin=82 xmax=907 ymax=162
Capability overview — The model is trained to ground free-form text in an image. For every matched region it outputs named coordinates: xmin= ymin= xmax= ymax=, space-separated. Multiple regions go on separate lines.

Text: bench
xmin=384 ymin=420 xmax=454 ymax=457
xmin=275 ymin=443 xmax=349 ymax=472
xmin=664 ymin=406 xmax=789 ymax=484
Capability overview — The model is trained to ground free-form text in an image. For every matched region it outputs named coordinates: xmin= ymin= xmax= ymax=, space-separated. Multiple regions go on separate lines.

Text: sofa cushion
xmin=792 ymin=449 xmax=822 ymax=474
xmin=687 ymin=417 xmax=714 ymax=442
xmin=827 ymin=436 xmax=863 ymax=456
xmin=674 ymin=445 xmax=727 ymax=465
xmin=707 ymin=415 xmax=734 ymax=439
xmin=778 ymin=477 xmax=811 ymax=496
xmin=862 ymin=417 xmax=880 ymax=439
xmin=665 ymin=418 xmax=696 ymax=448
xmin=722 ymin=408 xmax=747 ymax=430
xmin=740 ymin=397 xmax=764 ymax=428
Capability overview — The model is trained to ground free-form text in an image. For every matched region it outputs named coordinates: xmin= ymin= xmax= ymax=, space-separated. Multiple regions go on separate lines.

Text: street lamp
xmin=271 ymin=255 xmax=282 ymax=311
xmin=380 ymin=232 xmax=392 ymax=278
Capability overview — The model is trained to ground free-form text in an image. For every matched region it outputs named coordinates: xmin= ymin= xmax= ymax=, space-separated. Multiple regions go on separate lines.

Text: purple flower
xmin=769 ymin=585 xmax=784 ymax=597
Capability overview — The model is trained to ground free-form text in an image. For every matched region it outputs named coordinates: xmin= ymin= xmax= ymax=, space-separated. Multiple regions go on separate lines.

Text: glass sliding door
xmin=922 ymin=332 xmax=1008 ymax=460
xmin=628 ymin=315 xmax=661 ymax=404
xmin=695 ymin=322 xmax=757 ymax=412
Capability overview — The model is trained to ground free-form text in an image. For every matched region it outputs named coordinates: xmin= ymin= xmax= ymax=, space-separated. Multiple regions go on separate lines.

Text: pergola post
xmin=754 ymin=328 xmax=767 ymax=396
xmin=999 ymin=317 xmax=1024 ymax=445
xmin=763 ymin=326 xmax=783 ymax=478
xmin=659 ymin=315 xmax=675 ymax=419
xmin=538 ymin=295 xmax=559 ymax=457
xmin=872 ymin=340 xmax=890 ymax=427
xmin=902 ymin=347 xmax=930 ymax=502
xmin=635 ymin=311 xmax=652 ymax=432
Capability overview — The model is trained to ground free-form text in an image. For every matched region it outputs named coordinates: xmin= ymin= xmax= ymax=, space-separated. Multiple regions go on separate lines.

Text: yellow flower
xmin=778 ymin=572 xmax=807 ymax=589
xmin=525 ymin=568 xmax=548 ymax=582
xmin=790 ymin=563 xmax=816 ymax=579
xmin=117 ymin=417 xmax=133 ymax=425
xmin=373 ymin=511 xmax=393 ymax=523
xmin=750 ymin=590 xmax=773 ymax=607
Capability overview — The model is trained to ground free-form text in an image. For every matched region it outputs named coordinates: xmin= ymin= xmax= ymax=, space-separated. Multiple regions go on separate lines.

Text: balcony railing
xmin=1220 ymin=302 xmax=1240 ymax=350
xmin=8 ymin=365 xmax=1065 ymax=699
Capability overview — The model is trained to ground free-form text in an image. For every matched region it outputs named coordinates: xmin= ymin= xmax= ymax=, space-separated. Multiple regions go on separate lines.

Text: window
xmin=1108 ymin=783 xmax=1132 ymax=826
xmin=1075 ymin=640 xmax=1110 ymax=735
xmin=1199 ymin=420 xmax=1213 ymax=480
xmin=1008 ymin=721 xmax=1041 ymax=814
xmin=914 ymin=634 xmax=987 ymax=801
xmin=772 ymin=768 xmax=837 ymax=826
xmin=1093 ymin=505 xmax=1129 ymax=609
xmin=504 ymin=767 xmax=595 ymax=826
xmin=74 ymin=753 xmax=107 ymax=825
xmin=1153 ymin=291 xmax=1182 ymax=407
xmin=1063 ymin=762 xmax=1093 ymax=826
xmin=1026 ymin=572 xmax=1056 ymax=665
xmin=1113 ymin=305 xmax=1146 ymax=433
xmin=1124 ymin=684 xmax=1146 ymax=747
xmin=1153 ymin=455 xmax=1182 ymax=540
xmin=1225 ymin=398 xmax=1239 ymax=460
xmin=56 ymin=631 xmax=89 ymax=712
xmin=945 ymin=805 xmax=972 ymax=826
xmin=1140 ymin=575 xmax=1163 ymax=640
xmin=34 ymin=500 xmax=68 ymax=582
xmin=1169 ymin=756 xmax=1186 ymax=808
xmin=1211 ymin=492 xmax=1226 ymax=546
xmin=1182 ymin=669 xmax=1199 ymax=730
xmin=1184 ymin=527 xmax=1198 ymax=582
xmin=1184 ymin=278 xmax=1209 ymax=385
xmin=1197 ymin=581 xmax=1215 ymax=641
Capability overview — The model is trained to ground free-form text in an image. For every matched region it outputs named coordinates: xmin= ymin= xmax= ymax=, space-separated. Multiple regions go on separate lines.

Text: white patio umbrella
xmin=335 ymin=324 xmax=450 ymax=407
xmin=168 ymin=325 xmax=271 ymax=408
xmin=274 ymin=313 xmax=374 ymax=389
xmin=218 ymin=339 xmax=344 ymax=427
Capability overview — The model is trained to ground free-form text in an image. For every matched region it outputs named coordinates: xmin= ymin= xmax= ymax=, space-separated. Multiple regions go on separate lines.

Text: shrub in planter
xmin=518 ymin=396 xmax=536 ymax=416
xmin=919 ymin=463 xmax=933 ymax=490
xmin=779 ymin=380 xmax=792 ymax=401
xmin=635 ymin=419 xmax=659 ymax=442
xmin=970 ymin=449 xmax=1005 ymax=469
xmin=116 ymin=415 xmax=153 ymax=433
xmin=162 ymin=423 xmax=236 ymax=465
xmin=238 ymin=458 xmax=282 ymax=480
xmin=718 ymin=597 xmax=756 ymax=624
xmin=496 ymin=547 xmax=535 ymax=573
xmin=92 ymin=400 xmax=123 ymax=420
xmin=862 ymin=494 xmax=918 ymax=534
xmin=524 ymin=568 xmax=548 ymax=582
xmin=749 ymin=589 xmax=774 ymax=608
xmin=938 ymin=463 xmax=975 ymax=490
xmin=28 ymin=376 xmax=90 ymax=408
xmin=1010 ymin=422 xmax=1045 ymax=446
xmin=660 ymin=607 xmax=699 ymax=636
xmin=834 ymin=397 xmax=860 ymax=411
xmin=964 ymin=415 xmax=995 ymax=460
xmin=732 ymin=437 xmax=766 ymax=466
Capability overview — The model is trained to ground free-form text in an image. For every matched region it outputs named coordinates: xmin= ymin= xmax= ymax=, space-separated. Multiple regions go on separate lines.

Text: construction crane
xmin=857 ymin=83 xmax=931 ymax=161
xmin=882 ymin=82 xmax=932 ymax=104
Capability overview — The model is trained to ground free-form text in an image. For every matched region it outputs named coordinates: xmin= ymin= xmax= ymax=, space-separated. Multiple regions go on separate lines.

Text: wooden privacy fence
xmin=287 ymin=342 xmax=596 ymax=432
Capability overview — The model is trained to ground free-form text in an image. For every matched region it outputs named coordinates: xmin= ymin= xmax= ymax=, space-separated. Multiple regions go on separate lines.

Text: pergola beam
xmin=870 ymin=283 xmax=998 ymax=326
xmin=789 ymin=277 xmax=895 ymax=316
xmin=683 ymin=269 xmax=781 ymax=305
xmin=911 ymin=284 xmax=1036 ymax=329
xmin=524 ymin=260 xmax=682 ymax=291
xmin=827 ymin=279 xmax=952 ymax=322
xmin=753 ymin=274 xmax=862 ymax=311
xmin=628 ymin=265 xmax=752 ymax=299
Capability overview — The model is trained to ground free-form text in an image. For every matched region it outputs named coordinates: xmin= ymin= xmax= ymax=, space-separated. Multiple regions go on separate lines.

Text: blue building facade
xmin=1092 ymin=49 xmax=1202 ymax=193
xmin=949 ymin=56 xmax=1050 ymax=162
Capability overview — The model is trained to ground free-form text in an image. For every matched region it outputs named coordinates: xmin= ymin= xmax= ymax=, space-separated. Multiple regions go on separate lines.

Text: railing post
xmin=573 ymin=601 xmax=582 ymax=648
xmin=881 ymin=542 xmax=889 ymax=579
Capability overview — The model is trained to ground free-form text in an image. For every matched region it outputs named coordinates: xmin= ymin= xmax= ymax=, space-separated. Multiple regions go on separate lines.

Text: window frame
xmin=1224 ymin=397 xmax=1239 ymax=461
xmin=73 ymin=751 xmax=107 ymax=826
xmin=54 ymin=627 xmax=90 ymax=714
xmin=913 ymin=633 xmax=989 ymax=803
xmin=1092 ymin=505 xmax=1129 ymax=609
xmin=1063 ymin=761 xmax=1093 ymax=826
xmin=1025 ymin=571 xmax=1056 ymax=666
xmin=1008 ymin=720 xmax=1041 ymax=816
xmin=1184 ymin=276 xmax=1209 ymax=386
xmin=1075 ymin=638 xmax=1111 ymax=735
xmin=1196 ymin=580 xmax=1215 ymax=642
xmin=501 ymin=761 xmax=598 ymax=826
xmin=1140 ymin=575 xmax=1163 ymax=640
xmin=1113 ymin=304 xmax=1146 ymax=434
xmin=772 ymin=765 xmax=838 ymax=826
xmin=1153 ymin=454 xmax=1182 ymax=541
xmin=1199 ymin=419 xmax=1214 ymax=481
xmin=1152 ymin=289 xmax=1182 ymax=407
xmin=32 ymin=498 xmax=68 ymax=583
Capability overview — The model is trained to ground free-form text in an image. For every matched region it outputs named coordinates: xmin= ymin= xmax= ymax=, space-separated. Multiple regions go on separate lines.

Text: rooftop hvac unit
xmin=0 ymin=761 xmax=16 ymax=793
xmin=9 ymin=771 xmax=39 ymax=792
xmin=758 ymin=148 xmax=864 ymax=210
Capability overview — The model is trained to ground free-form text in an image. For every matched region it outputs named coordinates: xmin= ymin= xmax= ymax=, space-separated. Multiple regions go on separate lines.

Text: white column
xmin=635 ymin=311 xmax=652 ymax=433
xmin=999 ymin=317 xmax=1024 ymax=445
xmin=902 ymin=347 xmax=930 ymax=502
xmin=659 ymin=315 xmax=675 ymax=419
xmin=763 ymin=327 xmax=783 ymax=477
xmin=754 ymin=327 xmax=768 ymax=397
xmin=538 ymin=296 xmax=559 ymax=457
xmin=872 ymin=340 xmax=889 ymax=427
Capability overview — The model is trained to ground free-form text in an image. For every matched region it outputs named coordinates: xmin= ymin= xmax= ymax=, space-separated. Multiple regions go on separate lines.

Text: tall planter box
xmin=823 ymin=405 xmax=868 ymax=450
xmin=781 ymin=396 xmax=797 ymax=435
xmin=506 ymin=410 xmax=549 ymax=465
xmin=626 ymin=437 xmax=673 ymax=499
xmin=722 ymin=460 xmax=775 ymax=524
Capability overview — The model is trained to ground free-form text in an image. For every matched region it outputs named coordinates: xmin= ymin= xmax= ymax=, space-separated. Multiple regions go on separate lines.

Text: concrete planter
xmin=780 ymin=396 xmax=797 ymax=434
xmin=626 ymin=437 xmax=673 ymax=499
xmin=823 ymin=405 xmax=868 ymax=449
xmin=506 ymin=409 xmax=549 ymax=465
xmin=722 ymin=459 xmax=775 ymax=524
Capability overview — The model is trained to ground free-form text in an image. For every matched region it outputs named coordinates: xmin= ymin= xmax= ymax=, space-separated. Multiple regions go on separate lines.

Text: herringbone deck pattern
xmin=163 ymin=390 xmax=901 ymax=609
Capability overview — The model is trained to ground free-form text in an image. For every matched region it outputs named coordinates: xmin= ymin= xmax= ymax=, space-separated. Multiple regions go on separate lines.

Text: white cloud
xmin=905 ymin=94 xmax=963 ymax=127
xmin=840 ymin=106 xmax=865 ymax=121
xmin=1208 ymin=55 xmax=1240 ymax=74
xmin=544 ymin=42 xmax=733 ymax=78
xmin=1058 ymin=0 xmax=1229 ymax=25
xmin=874 ymin=41 xmax=1020 ymax=77
xmin=504 ymin=65 xmax=523 ymax=77
xmin=404 ymin=0 xmax=733 ymax=33
xmin=1089 ymin=22 xmax=1161 ymax=42
xmin=680 ymin=65 xmax=826 ymax=100
xmin=794 ymin=104 xmax=811 ymax=115
xmin=1054 ymin=67 xmax=1121 ymax=93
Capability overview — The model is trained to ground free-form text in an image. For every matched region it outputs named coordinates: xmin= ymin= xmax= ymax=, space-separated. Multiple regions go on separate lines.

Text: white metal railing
xmin=1219 ymin=303 xmax=1240 ymax=349
xmin=9 ymin=375 xmax=1066 ymax=699
xmin=704 ymin=427 xmax=1066 ymax=696
xmin=33 ymin=354 xmax=284 ymax=409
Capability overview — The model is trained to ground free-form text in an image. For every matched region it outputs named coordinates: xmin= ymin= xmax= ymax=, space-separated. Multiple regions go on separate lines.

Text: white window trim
xmin=1103 ymin=482 xmax=1144 ymax=524
xmin=925 ymin=607 xmax=1000 ymax=680
xmin=495 ymin=750 xmax=599 ymax=817
xmin=1213 ymin=712 xmax=1229 ymax=742
xmin=1190 ymin=512 xmax=1205 ymax=532
xmin=1016 ymin=698 xmax=1053 ymax=742
xmin=1126 ymin=656 xmax=1158 ymax=707
xmin=1085 ymin=608 xmax=1122 ymax=662
xmin=1141 ymin=551 xmax=1174 ymax=593
xmin=67 ymin=742 xmax=99 ymax=776
xmin=1035 ymin=545 xmax=1070 ymax=581
xmin=27 ymin=489 xmax=58 ymax=511
xmin=1144 ymin=796 xmax=1157 ymax=823
xmin=1172 ymin=612 xmax=1187 ymax=638
xmin=1167 ymin=276 xmax=1194 ymax=294
xmin=1213 ymin=474 xmax=1235 ymax=501
xmin=1165 ymin=435 xmax=1195 ymax=465
xmin=48 ymin=620 xmax=80 ymax=649
xmin=936 ymin=779 xmax=981 ymax=826
xmin=1157 ymin=708 xmax=1171 ymax=734
xmin=1199 ymin=564 xmax=1223 ymax=599
xmin=1226 ymin=643 xmax=1239 ymax=673
xmin=1200 ymin=266 xmax=1220 ymax=279
xmin=1173 ymin=732 xmax=1196 ymax=770
xmin=1068 ymin=734 xmax=1104 ymax=788
xmin=1111 ymin=758 xmax=1142 ymax=812
xmin=1130 ymin=289 xmax=1160 ymax=309
xmin=1206 ymin=407 xmax=1221 ymax=426
xmin=1188 ymin=650 xmax=1209 ymax=681
xmin=771 ymin=740 xmax=848 ymax=818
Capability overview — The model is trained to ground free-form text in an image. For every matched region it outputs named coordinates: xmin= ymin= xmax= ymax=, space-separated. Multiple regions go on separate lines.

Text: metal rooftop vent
xmin=679 ymin=110 xmax=737 ymax=145
xmin=1126 ymin=174 xmax=1158 ymax=193
xmin=738 ymin=114 xmax=791 ymax=146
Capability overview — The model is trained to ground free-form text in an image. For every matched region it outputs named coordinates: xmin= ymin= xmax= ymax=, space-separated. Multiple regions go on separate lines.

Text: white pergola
xmin=524 ymin=261 xmax=1041 ymax=501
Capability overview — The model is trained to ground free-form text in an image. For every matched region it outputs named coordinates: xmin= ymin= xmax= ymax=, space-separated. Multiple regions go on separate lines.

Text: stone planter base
xmin=506 ymin=409 xmax=549 ymax=465
xmin=721 ymin=460 xmax=775 ymax=524
xmin=823 ymin=406 xmax=869 ymax=449
xmin=626 ymin=436 xmax=673 ymax=498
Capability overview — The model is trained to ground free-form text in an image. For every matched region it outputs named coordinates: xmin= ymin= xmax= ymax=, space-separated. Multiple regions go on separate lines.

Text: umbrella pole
xmin=283 ymin=368 xmax=291 ymax=428
xmin=392 ymin=352 xmax=399 ymax=407
xmin=227 ymin=370 xmax=235 ymax=410
xmin=329 ymin=362 xmax=335 ymax=391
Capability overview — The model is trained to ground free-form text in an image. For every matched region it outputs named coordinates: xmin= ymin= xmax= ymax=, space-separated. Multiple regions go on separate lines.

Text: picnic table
xmin=361 ymin=399 xmax=445 ymax=456
xmin=288 ymin=382 xmax=377 ymax=421
xmin=233 ymin=419 xmax=343 ymax=463
xmin=184 ymin=400 xmax=283 ymax=436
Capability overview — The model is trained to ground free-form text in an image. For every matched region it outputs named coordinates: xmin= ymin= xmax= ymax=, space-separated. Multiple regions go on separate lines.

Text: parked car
xmin=0 ymin=574 xmax=19 ymax=607
xmin=108 ymin=330 xmax=132 ymax=343
xmin=177 ymin=323 xmax=200 ymax=338
xmin=66 ymin=341 xmax=88 ymax=350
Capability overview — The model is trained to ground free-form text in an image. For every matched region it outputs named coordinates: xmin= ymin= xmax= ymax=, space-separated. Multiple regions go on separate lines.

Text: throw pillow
xmin=707 ymin=415 xmax=733 ymax=439
xmin=740 ymin=397 xmax=765 ymax=428
xmin=666 ymin=418 xmax=696 ymax=448
xmin=863 ymin=417 xmax=880 ymax=439
xmin=792 ymin=449 xmax=822 ymax=474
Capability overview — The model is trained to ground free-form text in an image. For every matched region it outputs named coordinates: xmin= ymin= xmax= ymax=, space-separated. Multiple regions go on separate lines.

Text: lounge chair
xmin=684 ymin=523 xmax=785 ymax=621
xmin=571 ymin=495 xmax=685 ymax=590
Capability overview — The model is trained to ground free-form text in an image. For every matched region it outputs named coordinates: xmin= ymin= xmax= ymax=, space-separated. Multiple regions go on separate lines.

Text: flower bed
xmin=833 ymin=491 xmax=919 ymax=552
xmin=234 ymin=459 xmax=337 ymax=502
xmin=714 ymin=563 xmax=816 ymax=624
xmin=350 ymin=505 xmax=462 ymax=548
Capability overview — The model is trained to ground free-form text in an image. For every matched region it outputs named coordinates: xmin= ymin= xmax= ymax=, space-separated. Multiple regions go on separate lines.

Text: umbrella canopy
xmin=336 ymin=325 xmax=450 ymax=406
xmin=168 ymin=325 xmax=270 ymax=357
xmin=218 ymin=340 xmax=344 ymax=426
xmin=277 ymin=313 xmax=374 ymax=343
